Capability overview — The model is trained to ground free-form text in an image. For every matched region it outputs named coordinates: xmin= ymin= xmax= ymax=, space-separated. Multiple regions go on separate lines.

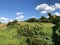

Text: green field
xmin=0 ymin=22 xmax=54 ymax=45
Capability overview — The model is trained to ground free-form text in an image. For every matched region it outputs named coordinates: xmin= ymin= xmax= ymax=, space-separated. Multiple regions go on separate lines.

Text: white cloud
xmin=31 ymin=16 xmax=35 ymax=18
xmin=16 ymin=11 xmax=25 ymax=21
xmin=54 ymin=12 xmax=60 ymax=16
xmin=0 ymin=17 xmax=9 ymax=24
xmin=35 ymin=3 xmax=60 ymax=14
xmin=41 ymin=11 xmax=47 ymax=14
xmin=10 ymin=20 xmax=14 ymax=22
xmin=16 ymin=15 xmax=24 ymax=21
xmin=35 ymin=4 xmax=48 ymax=11
xmin=16 ymin=12 xmax=23 ymax=16
xmin=35 ymin=4 xmax=55 ymax=14
xmin=0 ymin=12 xmax=24 ymax=23
xmin=55 ymin=3 xmax=60 ymax=9
xmin=0 ymin=16 xmax=24 ymax=23
xmin=45 ymin=6 xmax=55 ymax=12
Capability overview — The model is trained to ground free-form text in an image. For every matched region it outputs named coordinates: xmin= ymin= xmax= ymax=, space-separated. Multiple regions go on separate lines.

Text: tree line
xmin=25 ymin=12 xmax=60 ymax=24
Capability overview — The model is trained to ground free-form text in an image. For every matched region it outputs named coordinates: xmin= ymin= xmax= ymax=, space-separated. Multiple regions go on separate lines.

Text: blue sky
xmin=0 ymin=0 xmax=60 ymax=23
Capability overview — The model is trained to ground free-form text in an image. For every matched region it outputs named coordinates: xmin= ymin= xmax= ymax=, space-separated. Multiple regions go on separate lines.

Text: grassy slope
xmin=0 ymin=22 xmax=54 ymax=45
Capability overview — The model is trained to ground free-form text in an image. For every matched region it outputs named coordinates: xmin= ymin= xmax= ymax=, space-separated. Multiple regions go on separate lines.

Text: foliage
xmin=7 ymin=20 xmax=18 ymax=28
xmin=26 ymin=18 xmax=38 ymax=22
xmin=38 ymin=16 xmax=49 ymax=22
xmin=12 ymin=20 xmax=18 ymax=24
xmin=0 ymin=22 xmax=55 ymax=45
xmin=0 ymin=22 xmax=2 ymax=24
xmin=0 ymin=28 xmax=28 ymax=45
xmin=17 ymin=22 xmax=53 ymax=45
xmin=25 ymin=13 xmax=60 ymax=24
xmin=52 ymin=19 xmax=60 ymax=45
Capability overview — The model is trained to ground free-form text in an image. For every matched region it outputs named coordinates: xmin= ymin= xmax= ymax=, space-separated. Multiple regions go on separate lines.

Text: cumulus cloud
xmin=55 ymin=3 xmax=60 ymax=9
xmin=35 ymin=3 xmax=60 ymax=14
xmin=0 ymin=11 xmax=25 ymax=23
xmin=31 ymin=16 xmax=35 ymax=18
xmin=16 ymin=11 xmax=25 ymax=21
xmin=10 ymin=20 xmax=14 ymax=22
xmin=35 ymin=4 xmax=55 ymax=14
xmin=54 ymin=12 xmax=60 ymax=16
xmin=41 ymin=11 xmax=47 ymax=14
xmin=16 ymin=15 xmax=24 ymax=21
xmin=16 ymin=12 xmax=23 ymax=16
xmin=0 ymin=17 xmax=9 ymax=24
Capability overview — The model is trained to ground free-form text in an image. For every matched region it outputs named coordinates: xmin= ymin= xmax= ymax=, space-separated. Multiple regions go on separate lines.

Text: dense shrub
xmin=17 ymin=22 xmax=53 ymax=45
xmin=12 ymin=20 xmax=18 ymax=24
xmin=38 ymin=16 xmax=49 ymax=22
xmin=52 ymin=22 xmax=60 ymax=45
xmin=25 ymin=18 xmax=38 ymax=22
xmin=7 ymin=20 xmax=18 ymax=28
xmin=0 ymin=22 xmax=2 ymax=24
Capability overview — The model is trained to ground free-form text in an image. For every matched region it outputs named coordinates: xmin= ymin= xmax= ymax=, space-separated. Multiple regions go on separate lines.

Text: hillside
xmin=0 ymin=22 xmax=55 ymax=45
xmin=0 ymin=24 xmax=7 ymax=29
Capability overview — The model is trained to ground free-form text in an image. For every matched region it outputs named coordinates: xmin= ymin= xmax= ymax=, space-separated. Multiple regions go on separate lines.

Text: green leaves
xmin=17 ymin=22 xmax=53 ymax=45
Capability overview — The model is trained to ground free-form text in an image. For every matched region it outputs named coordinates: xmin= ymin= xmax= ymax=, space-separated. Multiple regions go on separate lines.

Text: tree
xmin=48 ymin=12 xmax=52 ymax=19
xmin=7 ymin=22 xmax=13 ymax=27
xmin=7 ymin=20 xmax=18 ymax=28
xmin=0 ymin=22 xmax=2 ymax=24
xmin=38 ymin=16 xmax=49 ymax=22
xmin=52 ymin=16 xmax=60 ymax=45
xmin=26 ymin=18 xmax=37 ymax=22
xmin=12 ymin=20 xmax=18 ymax=24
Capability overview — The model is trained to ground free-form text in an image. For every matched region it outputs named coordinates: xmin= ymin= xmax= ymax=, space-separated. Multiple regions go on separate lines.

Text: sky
xmin=0 ymin=0 xmax=60 ymax=23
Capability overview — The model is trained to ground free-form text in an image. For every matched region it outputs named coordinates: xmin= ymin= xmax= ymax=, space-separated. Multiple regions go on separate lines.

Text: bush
xmin=12 ymin=20 xmax=18 ymax=24
xmin=7 ymin=20 xmax=18 ymax=28
xmin=26 ymin=18 xmax=38 ymax=22
xmin=17 ymin=22 xmax=53 ymax=45
xmin=38 ymin=16 xmax=49 ymax=22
